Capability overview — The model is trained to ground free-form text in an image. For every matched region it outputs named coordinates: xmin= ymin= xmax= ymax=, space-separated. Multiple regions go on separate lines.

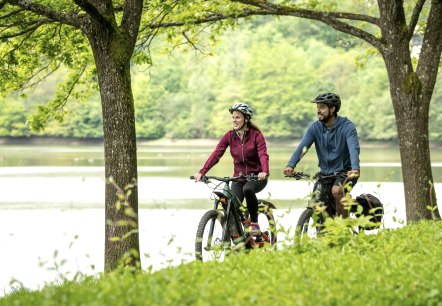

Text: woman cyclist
xmin=194 ymin=103 xmax=270 ymax=235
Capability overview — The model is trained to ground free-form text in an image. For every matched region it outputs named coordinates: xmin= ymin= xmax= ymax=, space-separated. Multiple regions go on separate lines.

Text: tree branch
xmin=407 ymin=0 xmax=426 ymax=40
xmin=149 ymin=8 xmax=272 ymax=29
xmin=0 ymin=29 xmax=32 ymax=61
xmin=72 ymin=0 xmax=114 ymax=29
xmin=231 ymin=0 xmax=383 ymax=50
xmin=416 ymin=0 xmax=442 ymax=88
xmin=0 ymin=7 xmax=24 ymax=19
xmin=121 ymin=0 xmax=143 ymax=40
xmin=234 ymin=0 xmax=379 ymax=25
xmin=0 ymin=19 xmax=51 ymax=39
xmin=22 ymin=59 xmax=62 ymax=91
xmin=171 ymin=24 xmax=216 ymax=56
xmin=4 ymin=0 xmax=81 ymax=28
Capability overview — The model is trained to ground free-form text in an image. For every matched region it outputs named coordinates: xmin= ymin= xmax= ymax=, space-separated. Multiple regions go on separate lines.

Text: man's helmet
xmin=229 ymin=103 xmax=254 ymax=119
xmin=312 ymin=93 xmax=341 ymax=113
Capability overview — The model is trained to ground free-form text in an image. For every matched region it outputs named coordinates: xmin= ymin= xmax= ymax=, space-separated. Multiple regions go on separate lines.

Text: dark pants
xmin=231 ymin=178 xmax=268 ymax=223
xmin=333 ymin=176 xmax=358 ymax=190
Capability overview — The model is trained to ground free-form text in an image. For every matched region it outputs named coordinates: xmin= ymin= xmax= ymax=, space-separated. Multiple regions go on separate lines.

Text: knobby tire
xmin=295 ymin=208 xmax=324 ymax=240
xmin=195 ymin=209 xmax=229 ymax=262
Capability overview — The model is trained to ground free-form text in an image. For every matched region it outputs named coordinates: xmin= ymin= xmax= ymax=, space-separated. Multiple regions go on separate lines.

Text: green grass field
xmin=2 ymin=220 xmax=441 ymax=306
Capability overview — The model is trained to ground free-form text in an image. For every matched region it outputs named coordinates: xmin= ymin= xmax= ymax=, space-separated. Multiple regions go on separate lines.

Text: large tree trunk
xmin=379 ymin=2 xmax=441 ymax=222
xmin=88 ymin=27 xmax=140 ymax=271
xmin=387 ymin=70 xmax=439 ymax=222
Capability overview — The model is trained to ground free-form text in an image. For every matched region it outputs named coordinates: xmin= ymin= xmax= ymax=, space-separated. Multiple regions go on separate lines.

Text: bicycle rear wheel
xmin=195 ymin=209 xmax=230 ymax=262
xmin=295 ymin=208 xmax=324 ymax=240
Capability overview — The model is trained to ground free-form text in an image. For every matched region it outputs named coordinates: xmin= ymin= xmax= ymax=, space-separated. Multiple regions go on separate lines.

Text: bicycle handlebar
xmin=285 ymin=172 xmax=347 ymax=180
xmin=190 ymin=174 xmax=260 ymax=183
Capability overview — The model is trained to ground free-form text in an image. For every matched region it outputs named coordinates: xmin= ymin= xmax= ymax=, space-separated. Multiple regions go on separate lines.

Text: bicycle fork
xmin=204 ymin=199 xmax=238 ymax=252
xmin=203 ymin=199 xmax=224 ymax=252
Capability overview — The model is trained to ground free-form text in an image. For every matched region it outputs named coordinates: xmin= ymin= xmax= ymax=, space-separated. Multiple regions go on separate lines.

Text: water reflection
xmin=2 ymin=144 xmax=442 ymax=182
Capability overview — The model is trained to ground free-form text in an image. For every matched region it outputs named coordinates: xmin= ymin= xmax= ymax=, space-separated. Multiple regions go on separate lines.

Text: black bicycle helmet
xmin=312 ymin=93 xmax=341 ymax=113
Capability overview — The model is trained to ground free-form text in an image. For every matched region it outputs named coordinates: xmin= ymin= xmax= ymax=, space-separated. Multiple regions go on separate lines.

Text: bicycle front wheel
xmin=295 ymin=208 xmax=324 ymax=240
xmin=195 ymin=209 xmax=230 ymax=262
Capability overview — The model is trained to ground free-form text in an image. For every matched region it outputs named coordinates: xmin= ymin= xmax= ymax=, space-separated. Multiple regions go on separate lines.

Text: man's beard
xmin=319 ymin=113 xmax=332 ymax=123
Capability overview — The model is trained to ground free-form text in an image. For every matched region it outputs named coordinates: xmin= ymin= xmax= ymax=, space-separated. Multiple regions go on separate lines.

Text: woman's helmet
xmin=312 ymin=93 xmax=341 ymax=112
xmin=229 ymin=103 xmax=254 ymax=119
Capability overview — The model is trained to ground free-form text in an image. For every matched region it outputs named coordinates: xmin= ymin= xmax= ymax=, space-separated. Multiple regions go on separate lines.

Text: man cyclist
xmin=283 ymin=93 xmax=360 ymax=217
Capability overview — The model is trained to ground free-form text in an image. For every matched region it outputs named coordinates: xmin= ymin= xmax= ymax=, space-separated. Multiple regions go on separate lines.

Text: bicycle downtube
xmin=222 ymin=200 xmax=233 ymax=249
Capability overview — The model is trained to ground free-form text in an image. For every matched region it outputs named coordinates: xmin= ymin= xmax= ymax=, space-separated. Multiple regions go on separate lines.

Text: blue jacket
xmin=287 ymin=116 xmax=360 ymax=175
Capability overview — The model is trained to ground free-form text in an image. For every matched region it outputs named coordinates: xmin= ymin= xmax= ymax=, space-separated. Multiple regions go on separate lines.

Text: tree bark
xmin=384 ymin=59 xmax=439 ymax=221
xmin=87 ymin=26 xmax=140 ymax=271
xmin=378 ymin=0 xmax=441 ymax=222
xmin=1 ymin=0 xmax=143 ymax=271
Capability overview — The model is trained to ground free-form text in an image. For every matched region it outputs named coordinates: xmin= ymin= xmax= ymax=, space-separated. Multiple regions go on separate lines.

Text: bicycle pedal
xmin=257 ymin=241 xmax=265 ymax=248
xmin=254 ymin=234 xmax=264 ymax=242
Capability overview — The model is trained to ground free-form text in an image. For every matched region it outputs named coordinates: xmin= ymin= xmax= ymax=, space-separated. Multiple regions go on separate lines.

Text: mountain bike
xmin=190 ymin=174 xmax=277 ymax=262
xmin=288 ymin=172 xmax=383 ymax=240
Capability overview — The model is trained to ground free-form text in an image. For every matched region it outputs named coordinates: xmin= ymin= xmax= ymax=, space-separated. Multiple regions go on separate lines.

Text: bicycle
xmin=190 ymin=174 xmax=277 ymax=262
xmin=288 ymin=172 xmax=383 ymax=240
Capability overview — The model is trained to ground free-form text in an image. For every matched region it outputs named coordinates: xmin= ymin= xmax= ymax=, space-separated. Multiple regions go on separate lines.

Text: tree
xmin=0 ymin=0 xmax=145 ymax=271
xmin=1 ymin=1 xmax=439 ymax=274
xmin=0 ymin=0 xmax=263 ymax=271
xmin=229 ymin=0 xmax=441 ymax=222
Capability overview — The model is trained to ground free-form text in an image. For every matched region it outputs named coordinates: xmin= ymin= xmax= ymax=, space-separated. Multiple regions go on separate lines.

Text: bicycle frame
xmin=292 ymin=172 xmax=348 ymax=214
xmin=193 ymin=174 xmax=276 ymax=261
xmin=204 ymin=176 xmax=251 ymax=249
xmin=291 ymin=171 xmax=357 ymax=238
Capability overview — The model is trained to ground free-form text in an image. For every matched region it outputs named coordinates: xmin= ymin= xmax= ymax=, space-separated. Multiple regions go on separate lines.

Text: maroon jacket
xmin=199 ymin=128 xmax=270 ymax=176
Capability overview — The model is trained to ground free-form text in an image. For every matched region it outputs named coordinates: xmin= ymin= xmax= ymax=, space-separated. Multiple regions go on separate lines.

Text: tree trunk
xmin=383 ymin=55 xmax=440 ymax=222
xmin=378 ymin=0 xmax=441 ymax=222
xmin=88 ymin=27 xmax=140 ymax=271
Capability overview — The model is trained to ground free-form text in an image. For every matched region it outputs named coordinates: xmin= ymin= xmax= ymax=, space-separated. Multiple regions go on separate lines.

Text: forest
xmin=1 ymin=16 xmax=441 ymax=142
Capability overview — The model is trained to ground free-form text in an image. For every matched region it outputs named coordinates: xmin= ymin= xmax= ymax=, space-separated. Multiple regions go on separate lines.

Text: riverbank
xmin=0 ymin=136 xmax=407 ymax=148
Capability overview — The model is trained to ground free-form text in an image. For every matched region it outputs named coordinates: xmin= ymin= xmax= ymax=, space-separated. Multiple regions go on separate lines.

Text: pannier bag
xmin=353 ymin=193 xmax=384 ymax=230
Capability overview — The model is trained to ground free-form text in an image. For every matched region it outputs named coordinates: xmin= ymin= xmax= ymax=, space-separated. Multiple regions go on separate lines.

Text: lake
xmin=0 ymin=141 xmax=441 ymax=296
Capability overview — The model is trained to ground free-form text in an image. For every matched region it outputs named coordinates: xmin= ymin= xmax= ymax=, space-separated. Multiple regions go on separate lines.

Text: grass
xmin=1 ymin=220 xmax=442 ymax=305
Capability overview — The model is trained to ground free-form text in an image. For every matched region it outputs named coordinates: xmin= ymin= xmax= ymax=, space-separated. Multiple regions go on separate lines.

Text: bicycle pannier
xmin=354 ymin=193 xmax=384 ymax=230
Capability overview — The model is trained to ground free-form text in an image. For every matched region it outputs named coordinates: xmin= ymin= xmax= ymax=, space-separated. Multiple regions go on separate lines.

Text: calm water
xmin=1 ymin=142 xmax=442 ymax=182
xmin=0 ymin=142 xmax=441 ymax=296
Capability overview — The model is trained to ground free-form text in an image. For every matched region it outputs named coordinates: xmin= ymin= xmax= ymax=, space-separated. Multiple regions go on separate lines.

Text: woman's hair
xmin=248 ymin=121 xmax=261 ymax=132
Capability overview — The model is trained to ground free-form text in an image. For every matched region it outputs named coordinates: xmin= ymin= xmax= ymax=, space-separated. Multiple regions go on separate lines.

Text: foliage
xmin=1 ymin=221 xmax=441 ymax=305
xmin=0 ymin=13 xmax=94 ymax=130
xmin=0 ymin=98 xmax=29 ymax=136
xmin=3 ymin=17 xmax=441 ymax=141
